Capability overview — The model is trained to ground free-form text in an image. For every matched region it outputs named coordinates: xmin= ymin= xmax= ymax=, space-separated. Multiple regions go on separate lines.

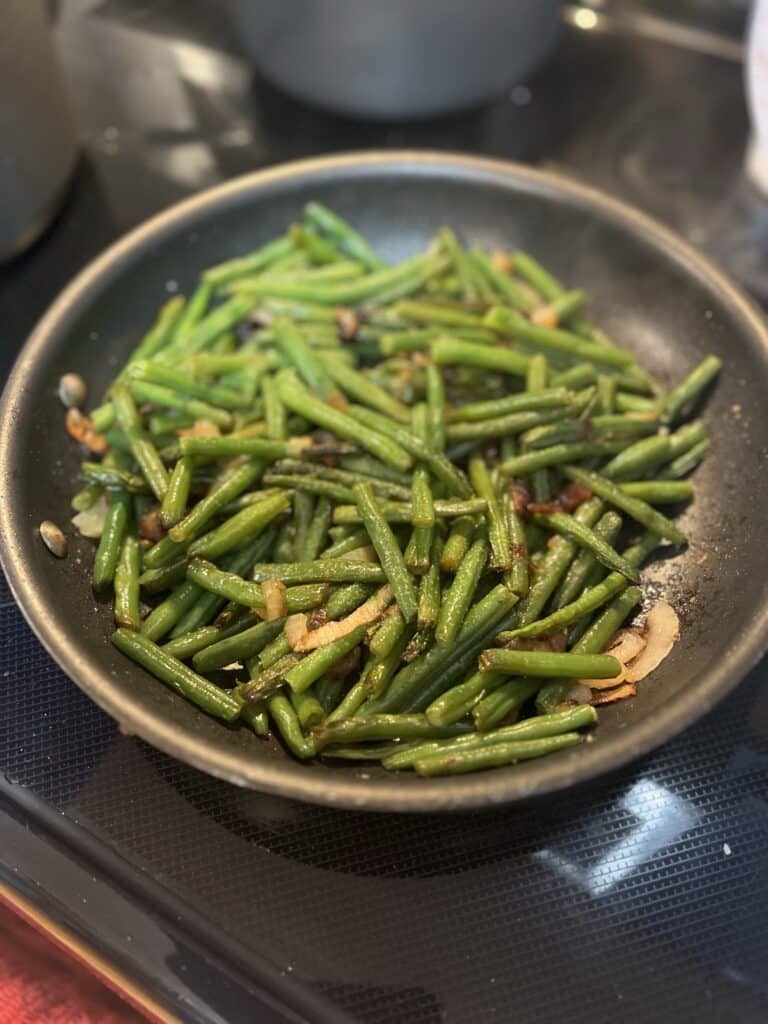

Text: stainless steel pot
xmin=230 ymin=0 xmax=561 ymax=119
xmin=1 ymin=0 xmax=79 ymax=260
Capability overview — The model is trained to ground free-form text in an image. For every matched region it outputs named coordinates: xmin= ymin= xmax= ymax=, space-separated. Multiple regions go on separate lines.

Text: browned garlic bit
xmin=71 ymin=494 xmax=108 ymax=538
xmin=292 ymin=585 xmax=393 ymax=652
xmin=577 ymin=600 xmax=681 ymax=705
xmin=263 ymin=579 xmax=288 ymax=621
xmin=177 ymin=419 xmax=221 ymax=438
xmin=39 ymin=519 xmax=68 ymax=558
xmin=532 ymin=306 xmax=558 ymax=329
xmin=65 ymin=407 xmax=107 ymax=454
xmin=58 ymin=372 xmax=87 ymax=409
xmin=624 ymin=601 xmax=680 ymax=683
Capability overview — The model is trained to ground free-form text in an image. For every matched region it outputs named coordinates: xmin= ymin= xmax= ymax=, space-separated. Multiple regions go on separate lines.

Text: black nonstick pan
xmin=2 ymin=152 xmax=768 ymax=811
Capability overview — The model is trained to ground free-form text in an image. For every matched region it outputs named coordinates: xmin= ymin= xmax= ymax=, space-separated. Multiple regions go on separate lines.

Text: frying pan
xmin=2 ymin=152 xmax=768 ymax=812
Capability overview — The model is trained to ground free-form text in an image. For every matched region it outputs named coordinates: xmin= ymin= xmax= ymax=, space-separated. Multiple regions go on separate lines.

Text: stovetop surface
xmin=1 ymin=3 xmax=767 ymax=1022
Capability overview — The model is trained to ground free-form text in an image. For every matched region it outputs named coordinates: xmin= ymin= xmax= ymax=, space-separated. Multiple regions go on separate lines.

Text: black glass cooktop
xmin=1 ymin=3 xmax=767 ymax=1021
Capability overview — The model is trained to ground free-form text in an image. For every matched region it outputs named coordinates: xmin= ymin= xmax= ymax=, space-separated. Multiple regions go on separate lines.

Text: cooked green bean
xmin=499 ymin=441 xmax=625 ymax=477
xmin=304 ymin=201 xmax=385 ymax=270
xmin=425 ymin=363 xmax=447 ymax=451
xmin=161 ymin=611 xmax=259 ymax=660
xmin=659 ymin=438 xmax=711 ymax=480
xmin=276 ymin=369 xmax=412 ymax=471
xmin=272 ymin=458 xmax=411 ymax=502
xmin=203 ymin=235 xmax=293 ymax=287
xmin=401 ymin=703 xmax=596 ymax=765
xmin=553 ymin=510 xmax=622 ymax=609
xmin=440 ymin=515 xmax=476 ymax=573
xmin=332 ymin=498 xmax=486 ymax=525
xmin=512 ymin=251 xmax=562 ymax=300
xmin=242 ymin=253 xmax=441 ymax=304
xmin=663 ymin=355 xmax=722 ymax=423
xmin=601 ymin=434 xmax=671 ymax=480
xmin=562 ymin=465 xmax=687 ymax=545
xmin=139 ymin=559 xmax=187 ymax=594
xmin=313 ymin=714 xmax=471 ymax=751
xmin=438 ymin=228 xmax=490 ymax=301
xmin=160 ymin=456 xmax=193 ymax=528
xmin=352 ymin=482 xmax=417 ymax=622
xmin=445 ymin=406 xmax=569 ymax=444
xmin=320 ymin=528 xmax=372 ymax=559
xmin=171 ymin=295 xmax=253 ymax=357
xmin=338 ymin=454 xmax=412 ymax=487
xmin=665 ymin=420 xmax=708 ymax=461
xmin=551 ymin=364 xmax=597 ymax=389
xmin=423 ymin=669 xmax=507 ymax=729
xmin=93 ymin=490 xmax=131 ymax=590
xmin=546 ymin=290 xmax=587 ymax=325
xmin=111 ymin=384 xmax=169 ymax=500
xmin=404 ymin=524 xmax=432 ymax=575
xmin=472 ymin=679 xmax=543 ymax=733
xmin=300 ymin=495 xmax=332 ymax=561
xmin=525 ymin=353 xmax=552 ymax=503
xmin=469 ymin=457 xmax=509 ymax=570
xmin=129 ymin=295 xmax=186 ymax=364
xmin=449 ymin=388 xmax=572 ymax=423
xmin=289 ymin=222 xmax=344 ymax=264
xmin=193 ymin=617 xmax=285 ymax=673
xmin=289 ymin=686 xmax=324 ymax=729
xmin=285 ymin=623 xmax=368 ymax=693
xmin=620 ymin=481 xmax=694 ymax=503
xmin=71 ymin=481 xmax=105 ymax=511
xmin=171 ymin=533 xmax=278 ymax=639
xmin=432 ymin=336 xmax=529 ymax=378
xmin=345 ymin=404 xmax=471 ymax=498
xmin=267 ymin=694 xmax=314 ymax=758
xmin=272 ymin=316 xmax=338 ymax=398
xmin=485 ymin=307 xmax=633 ymax=369
xmin=167 ymin=459 xmax=264 ymax=543
xmin=417 ymin=537 xmax=443 ymax=633
xmin=261 ymin=374 xmax=286 ymax=440
xmin=536 ymin=585 xmax=643 ymax=713
xmin=127 ymin=380 xmax=233 ymax=429
xmin=515 ymin=498 xmax=603 ymax=627
xmin=290 ymin=490 xmax=314 ymax=561
xmin=501 ymin=534 xmax=657 ymax=643
xmin=317 ymin=351 xmax=410 ymax=423
xmin=128 ymin=360 xmax=248 ymax=410
xmin=435 ymin=537 xmax=488 ymax=645
xmin=190 ymin=494 xmax=291 ymax=562
xmin=394 ymin=299 xmax=483 ymax=329
xmin=325 ymin=676 xmax=369 ymax=723
xmin=113 ymin=628 xmax=241 ymax=721
xmin=370 ymin=611 xmax=406 ymax=659
xmin=414 ymin=732 xmax=582 ymax=775
xmin=178 ymin=435 xmax=303 ymax=460
xmin=530 ymin=511 xmax=640 ymax=582
xmin=250 ymin=559 xmax=386 ymax=585
xmin=479 ymin=649 xmax=621 ymax=679
xmin=113 ymin=535 xmax=141 ymax=629
xmin=365 ymin=583 xmax=518 ymax=714
xmin=470 ymin=249 xmax=537 ymax=311
xmin=65 ymin=207 xmax=717 ymax=777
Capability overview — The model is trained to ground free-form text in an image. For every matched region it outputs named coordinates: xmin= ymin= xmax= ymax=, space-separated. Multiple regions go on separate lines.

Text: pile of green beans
xmin=65 ymin=204 xmax=720 ymax=777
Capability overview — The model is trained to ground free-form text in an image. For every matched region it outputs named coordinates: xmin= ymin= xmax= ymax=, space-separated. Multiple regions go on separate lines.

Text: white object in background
xmin=746 ymin=0 xmax=768 ymax=191
xmin=0 ymin=0 xmax=79 ymax=261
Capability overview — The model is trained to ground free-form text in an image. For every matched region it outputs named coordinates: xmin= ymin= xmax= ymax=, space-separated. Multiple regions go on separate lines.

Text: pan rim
xmin=2 ymin=149 xmax=768 ymax=812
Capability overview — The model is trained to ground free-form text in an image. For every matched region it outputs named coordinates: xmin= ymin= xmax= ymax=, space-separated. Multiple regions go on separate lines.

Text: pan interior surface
xmin=2 ymin=152 xmax=767 ymax=811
